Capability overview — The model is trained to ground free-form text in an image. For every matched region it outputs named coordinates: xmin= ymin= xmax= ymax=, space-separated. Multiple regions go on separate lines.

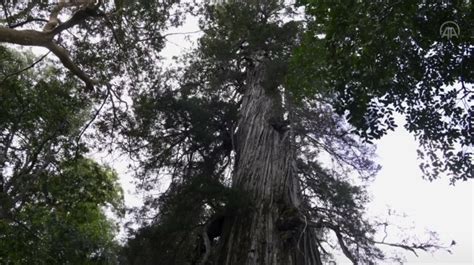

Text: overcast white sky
xmin=369 ymin=120 xmax=473 ymax=264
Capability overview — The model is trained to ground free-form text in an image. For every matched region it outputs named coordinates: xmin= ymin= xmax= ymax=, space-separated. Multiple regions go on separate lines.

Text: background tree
xmin=0 ymin=158 xmax=124 ymax=264
xmin=0 ymin=46 xmax=124 ymax=264
xmin=0 ymin=0 xmax=182 ymax=99
xmin=0 ymin=1 xmax=184 ymax=263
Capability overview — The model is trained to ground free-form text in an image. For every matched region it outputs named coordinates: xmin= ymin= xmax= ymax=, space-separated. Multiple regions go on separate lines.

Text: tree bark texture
xmin=217 ymin=57 xmax=322 ymax=265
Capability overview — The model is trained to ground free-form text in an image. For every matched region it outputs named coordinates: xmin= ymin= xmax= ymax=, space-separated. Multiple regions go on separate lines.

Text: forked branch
xmin=0 ymin=1 xmax=102 ymax=90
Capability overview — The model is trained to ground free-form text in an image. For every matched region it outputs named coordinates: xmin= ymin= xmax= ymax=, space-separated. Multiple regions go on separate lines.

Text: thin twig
xmin=9 ymin=18 xmax=49 ymax=29
xmin=198 ymin=226 xmax=211 ymax=265
xmin=74 ymin=88 xmax=109 ymax=157
xmin=0 ymin=52 xmax=50 ymax=85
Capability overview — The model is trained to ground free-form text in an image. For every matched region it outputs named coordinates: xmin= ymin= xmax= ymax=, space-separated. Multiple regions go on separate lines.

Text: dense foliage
xmin=0 ymin=158 xmax=124 ymax=264
xmin=121 ymin=2 xmax=444 ymax=264
xmin=0 ymin=0 xmax=181 ymax=90
xmin=290 ymin=0 xmax=473 ymax=181
xmin=0 ymin=0 xmax=470 ymax=264
xmin=0 ymin=47 xmax=124 ymax=264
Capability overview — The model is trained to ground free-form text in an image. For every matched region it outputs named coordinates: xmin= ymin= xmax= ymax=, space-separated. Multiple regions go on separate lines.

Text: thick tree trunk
xmin=217 ymin=57 xmax=322 ymax=265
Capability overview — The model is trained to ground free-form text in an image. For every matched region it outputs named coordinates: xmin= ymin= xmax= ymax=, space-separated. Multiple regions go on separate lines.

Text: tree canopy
xmin=290 ymin=0 xmax=472 ymax=182
xmin=0 ymin=45 xmax=124 ymax=264
xmin=0 ymin=0 xmax=471 ymax=264
xmin=121 ymin=2 xmax=462 ymax=264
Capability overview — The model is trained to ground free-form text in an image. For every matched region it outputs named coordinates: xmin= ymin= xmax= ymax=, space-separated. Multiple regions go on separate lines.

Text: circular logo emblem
xmin=440 ymin=21 xmax=460 ymax=39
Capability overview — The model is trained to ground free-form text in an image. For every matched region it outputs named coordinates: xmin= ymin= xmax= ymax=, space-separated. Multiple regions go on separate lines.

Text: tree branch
xmin=1 ymin=2 xmax=13 ymax=28
xmin=0 ymin=1 xmax=103 ymax=91
xmin=332 ymin=227 xmax=358 ymax=265
xmin=307 ymin=220 xmax=358 ymax=264
xmin=198 ymin=226 xmax=211 ymax=265
xmin=0 ymin=27 xmax=52 ymax=46
xmin=9 ymin=18 xmax=49 ymax=29
xmin=45 ymin=42 xmax=95 ymax=90
xmin=0 ymin=27 xmax=95 ymax=90
xmin=51 ymin=7 xmax=102 ymax=35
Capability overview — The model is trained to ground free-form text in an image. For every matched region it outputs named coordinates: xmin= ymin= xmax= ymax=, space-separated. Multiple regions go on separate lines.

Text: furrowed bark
xmin=217 ymin=56 xmax=322 ymax=265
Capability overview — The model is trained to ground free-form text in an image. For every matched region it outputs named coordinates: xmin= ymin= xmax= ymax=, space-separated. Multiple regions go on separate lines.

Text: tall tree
xmin=1 ymin=1 xmax=468 ymax=264
xmin=122 ymin=1 xmax=452 ymax=265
